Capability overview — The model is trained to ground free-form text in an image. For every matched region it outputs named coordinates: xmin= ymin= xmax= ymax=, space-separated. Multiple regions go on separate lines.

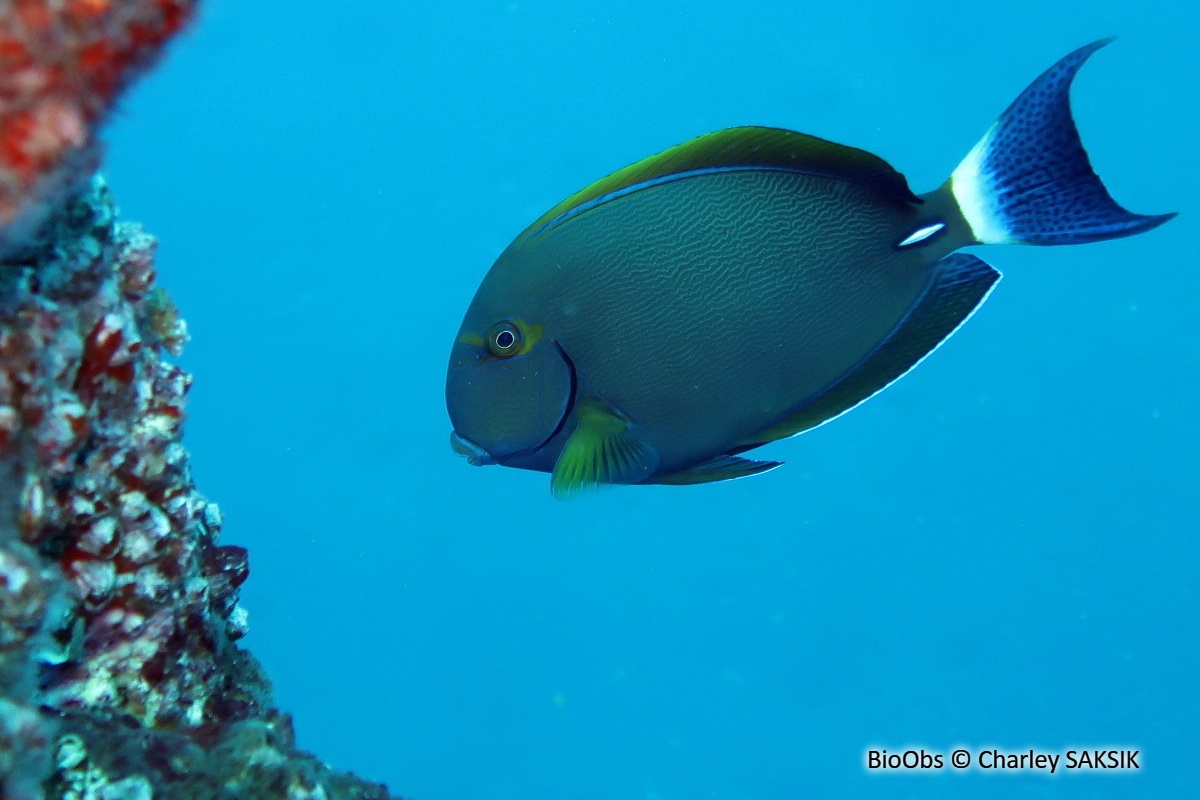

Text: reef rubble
xmin=0 ymin=2 xmax=400 ymax=798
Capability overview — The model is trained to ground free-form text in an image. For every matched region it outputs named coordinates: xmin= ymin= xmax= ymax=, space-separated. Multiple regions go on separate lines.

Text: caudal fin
xmin=948 ymin=39 xmax=1175 ymax=246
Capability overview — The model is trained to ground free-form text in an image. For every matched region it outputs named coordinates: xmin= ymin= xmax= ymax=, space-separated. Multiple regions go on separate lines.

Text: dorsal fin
xmin=520 ymin=126 xmax=921 ymax=241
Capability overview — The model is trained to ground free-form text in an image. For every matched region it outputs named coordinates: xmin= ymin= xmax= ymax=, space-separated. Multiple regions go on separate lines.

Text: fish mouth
xmin=450 ymin=432 xmax=497 ymax=466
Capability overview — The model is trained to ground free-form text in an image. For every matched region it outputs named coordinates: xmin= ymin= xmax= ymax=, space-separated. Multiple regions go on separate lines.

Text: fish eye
xmin=488 ymin=323 xmax=522 ymax=357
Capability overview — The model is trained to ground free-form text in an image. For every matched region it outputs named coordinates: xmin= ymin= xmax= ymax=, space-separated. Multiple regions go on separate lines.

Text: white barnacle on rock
xmin=226 ymin=604 xmax=250 ymax=639
xmin=184 ymin=696 xmax=206 ymax=727
xmin=203 ymin=502 xmax=224 ymax=535
xmin=55 ymin=733 xmax=88 ymax=771
xmin=77 ymin=665 xmax=118 ymax=708
xmin=132 ymin=565 xmax=170 ymax=602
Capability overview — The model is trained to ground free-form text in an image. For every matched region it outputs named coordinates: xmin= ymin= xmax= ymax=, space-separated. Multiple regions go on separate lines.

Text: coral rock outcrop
xmin=0 ymin=3 xmax=401 ymax=798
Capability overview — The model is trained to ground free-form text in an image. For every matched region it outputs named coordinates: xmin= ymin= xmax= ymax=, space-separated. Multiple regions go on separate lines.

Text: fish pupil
xmin=496 ymin=330 xmax=515 ymax=349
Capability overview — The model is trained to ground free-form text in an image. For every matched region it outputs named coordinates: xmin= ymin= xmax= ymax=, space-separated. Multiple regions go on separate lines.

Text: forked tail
xmin=945 ymin=39 xmax=1175 ymax=246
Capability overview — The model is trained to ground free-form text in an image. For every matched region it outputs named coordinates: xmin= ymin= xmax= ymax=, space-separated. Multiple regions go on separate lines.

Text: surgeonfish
xmin=445 ymin=40 xmax=1174 ymax=496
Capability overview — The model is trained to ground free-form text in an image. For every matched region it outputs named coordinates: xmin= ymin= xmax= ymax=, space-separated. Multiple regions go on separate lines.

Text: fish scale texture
xmin=0 ymin=2 xmax=403 ymax=798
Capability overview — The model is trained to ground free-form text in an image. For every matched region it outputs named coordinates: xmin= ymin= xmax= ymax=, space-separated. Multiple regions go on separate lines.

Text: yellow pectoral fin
xmin=550 ymin=399 xmax=658 ymax=498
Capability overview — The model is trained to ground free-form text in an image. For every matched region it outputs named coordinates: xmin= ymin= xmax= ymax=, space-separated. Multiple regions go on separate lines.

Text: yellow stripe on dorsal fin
xmin=519 ymin=126 xmax=920 ymax=241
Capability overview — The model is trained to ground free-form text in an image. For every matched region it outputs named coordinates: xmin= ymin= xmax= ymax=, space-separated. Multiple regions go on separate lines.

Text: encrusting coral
xmin=0 ymin=0 xmax=193 ymax=254
xmin=0 ymin=2 xmax=401 ymax=798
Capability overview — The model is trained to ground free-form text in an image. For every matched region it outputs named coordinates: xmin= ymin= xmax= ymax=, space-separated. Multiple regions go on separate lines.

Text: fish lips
xmin=445 ymin=337 xmax=576 ymax=466
xmin=450 ymin=431 xmax=496 ymax=466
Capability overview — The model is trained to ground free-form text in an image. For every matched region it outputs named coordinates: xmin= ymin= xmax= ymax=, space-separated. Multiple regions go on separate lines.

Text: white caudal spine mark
xmin=950 ymin=126 xmax=1014 ymax=245
xmin=897 ymin=221 xmax=947 ymax=248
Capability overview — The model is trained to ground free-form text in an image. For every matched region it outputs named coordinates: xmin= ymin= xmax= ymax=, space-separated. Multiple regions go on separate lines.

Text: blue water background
xmin=107 ymin=2 xmax=1197 ymax=798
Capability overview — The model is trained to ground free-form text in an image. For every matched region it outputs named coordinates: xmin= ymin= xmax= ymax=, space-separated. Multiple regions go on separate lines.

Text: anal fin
xmin=652 ymin=455 xmax=783 ymax=486
xmin=735 ymin=253 xmax=1002 ymax=452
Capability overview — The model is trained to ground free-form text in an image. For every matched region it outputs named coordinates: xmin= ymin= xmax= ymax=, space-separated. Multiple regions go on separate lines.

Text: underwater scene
xmin=92 ymin=0 xmax=1196 ymax=798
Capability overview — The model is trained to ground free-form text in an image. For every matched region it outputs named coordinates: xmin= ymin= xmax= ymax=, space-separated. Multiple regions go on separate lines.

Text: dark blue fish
xmin=446 ymin=41 xmax=1174 ymax=495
